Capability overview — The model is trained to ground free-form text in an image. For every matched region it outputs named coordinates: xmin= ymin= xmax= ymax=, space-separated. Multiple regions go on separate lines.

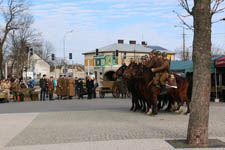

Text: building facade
xmin=83 ymin=40 xmax=175 ymax=82
xmin=28 ymin=54 xmax=50 ymax=79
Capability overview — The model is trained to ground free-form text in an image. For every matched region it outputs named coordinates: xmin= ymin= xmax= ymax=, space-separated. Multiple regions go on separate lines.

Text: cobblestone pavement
xmin=0 ymin=97 xmax=225 ymax=149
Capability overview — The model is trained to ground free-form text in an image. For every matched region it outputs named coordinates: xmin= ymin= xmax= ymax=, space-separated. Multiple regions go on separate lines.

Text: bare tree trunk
xmin=0 ymin=48 xmax=3 ymax=79
xmin=187 ymin=0 xmax=212 ymax=146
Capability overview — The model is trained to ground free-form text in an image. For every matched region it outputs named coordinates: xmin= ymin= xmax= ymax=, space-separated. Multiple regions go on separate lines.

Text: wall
xmin=29 ymin=54 xmax=50 ymax=79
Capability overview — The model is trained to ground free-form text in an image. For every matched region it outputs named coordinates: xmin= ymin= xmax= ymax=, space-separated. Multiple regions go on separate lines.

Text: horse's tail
xmin=186 ymin=75 xmax=193 ymax=101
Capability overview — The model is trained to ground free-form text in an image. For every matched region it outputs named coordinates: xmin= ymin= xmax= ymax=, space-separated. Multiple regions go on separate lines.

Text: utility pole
xmin=182 ymin=27 xmax=186 ymax=60
xmin=174 ymin=25 xmax=187 ymax=60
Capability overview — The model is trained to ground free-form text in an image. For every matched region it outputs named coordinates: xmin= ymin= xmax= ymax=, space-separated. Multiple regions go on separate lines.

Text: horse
xmin=122 ymin=62 xmax=143 ymax=111
xmin=123 ymin=62 xmax=160 ymax=115
xmin=115 ymin=63 xmax=141 ymax=111
xmin=166 ymin=73 xmax=191 ymax=114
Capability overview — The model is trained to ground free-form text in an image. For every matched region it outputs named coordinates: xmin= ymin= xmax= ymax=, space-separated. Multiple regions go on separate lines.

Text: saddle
xmin=166 ymin=74 xmax=177 ymax=88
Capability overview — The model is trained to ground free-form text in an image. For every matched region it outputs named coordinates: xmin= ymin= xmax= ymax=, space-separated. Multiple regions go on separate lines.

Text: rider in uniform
xmin=151 ymin=52 xmax=170 ymax=94
xmin=146 ymin=50 xmax=160 ymax=68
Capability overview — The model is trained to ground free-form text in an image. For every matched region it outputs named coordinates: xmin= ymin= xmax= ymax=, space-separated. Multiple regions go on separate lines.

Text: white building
xmin=28 ymin=54 xmax=50 ymax=79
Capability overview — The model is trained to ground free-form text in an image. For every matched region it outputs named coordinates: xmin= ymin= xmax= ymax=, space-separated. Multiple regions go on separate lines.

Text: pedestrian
xmin=77 ymin=79 xmax=84 ymax=99
xmin=74 ymin=77 xmax=78 ymax=97
xmin=45 ymin=76 xmax=49 ymax=99
xmin=92 ymin=77 xmax=98 ymax=98
xmin=1 ymin=79 xmax=11 ymax=102
xmin=56 ymin=75 xmax=63 ymax=100
xmin=67 ymin=76 xmax=75 ymax=99
xmin=86 ymin=76 xmax=94 ymax=100
xmin=19 ymin=79 xmax=27 ymax=102
xmin=48 ymin=76 xmax=54 ymax=100
xmin=11 ymin=78 xmax=20 ymax=102
xmin=27 ymin=77 xmax=35 ymax=101
xmin=39 ymin=74 xmax=48 ymax=101
xmin=27 ymin=77 xmax=34 ymax=88
xmin=61 ymin=75 xmax=68 ymax=100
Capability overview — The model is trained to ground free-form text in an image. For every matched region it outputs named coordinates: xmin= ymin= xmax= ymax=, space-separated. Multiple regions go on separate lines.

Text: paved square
xmin=0 ymin=98 xmax=225 ymax=150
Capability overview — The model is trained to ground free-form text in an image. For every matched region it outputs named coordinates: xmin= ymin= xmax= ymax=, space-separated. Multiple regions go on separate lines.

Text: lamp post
xmin=63 ymin=29 xmax=73 ymax=74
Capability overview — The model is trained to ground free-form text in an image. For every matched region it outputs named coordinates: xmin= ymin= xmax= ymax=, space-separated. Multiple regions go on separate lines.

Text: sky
xmin=6 ymin=0 xmax=225 ymax=64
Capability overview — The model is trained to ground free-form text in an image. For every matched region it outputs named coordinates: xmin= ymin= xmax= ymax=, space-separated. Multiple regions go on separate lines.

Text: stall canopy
xmin=170 ymin=56 xmax=223 ymax=74
xmin=215 ymin=56 xmax=225 ymax=68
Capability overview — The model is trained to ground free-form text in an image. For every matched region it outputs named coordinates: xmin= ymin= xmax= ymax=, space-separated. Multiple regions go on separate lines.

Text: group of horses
xmin=114 ymin=61 xmax=192 ymax=116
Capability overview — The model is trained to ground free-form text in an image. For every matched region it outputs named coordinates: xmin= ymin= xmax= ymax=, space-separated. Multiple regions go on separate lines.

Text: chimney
xmin=129 ymin=40 xmax=136 ymax=44
xmin=118 ymin=40 xmax=124 ymax=44
xmin=141 ymin=41 xmax=147 ymax=46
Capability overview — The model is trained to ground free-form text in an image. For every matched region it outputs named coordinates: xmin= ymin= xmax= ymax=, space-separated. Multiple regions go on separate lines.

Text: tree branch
xmin=173 ymin=10 xmax=194 ymax=30
xmin=211 ymin=0 xmax=225 ymax=15
xmin=178 ymin=0 xmax=193 ymax=15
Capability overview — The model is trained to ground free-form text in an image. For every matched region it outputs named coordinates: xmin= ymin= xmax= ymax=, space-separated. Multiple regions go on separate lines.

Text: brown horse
xmin=166 ymin=73 xmax=190 ymax=114
xmin=115 ymin=63 xmax=141 ymax=111
xmin=124 ymin=62 xmax=160 ymax=115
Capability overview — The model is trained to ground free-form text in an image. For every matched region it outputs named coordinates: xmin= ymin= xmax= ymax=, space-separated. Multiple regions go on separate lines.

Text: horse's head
xmin=133 ymin=63 xmax=145 ymax=78
xmin=115 ymin=63 xmax=127 ymax=78
xmin=123 ymin=62 xmax=138 ymax=79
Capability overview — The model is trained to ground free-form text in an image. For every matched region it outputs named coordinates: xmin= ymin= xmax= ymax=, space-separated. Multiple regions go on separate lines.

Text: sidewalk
xmin=0 ymin=112 xmax=225 ymax=150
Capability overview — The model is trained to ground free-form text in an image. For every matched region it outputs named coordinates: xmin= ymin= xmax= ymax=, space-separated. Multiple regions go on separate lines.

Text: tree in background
xmin=175 ymin=46 xmax=192 ymax=60
xmin=0 ymin=0 xmax=28 ymax=79
xmin=211 ymin=44 xmax=225 ymax=56
xmin=178 ymin=0 xmax=225 ymax=146
xmin=7 ymin=14 xmax=42 ymax=78
xmin=175 ymin=44 xmax=225 ymax=60
xmin=35 ymin=40 xmax=55 ymax=64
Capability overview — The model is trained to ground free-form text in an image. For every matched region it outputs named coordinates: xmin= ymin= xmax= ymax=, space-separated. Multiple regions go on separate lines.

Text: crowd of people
xmin=54 ymin=75 xmax=98 ymax=100
xmin=0 ymin=75 xmax=98 ymax=103
xmin=0 ymin=77 xmax=34 ymax=102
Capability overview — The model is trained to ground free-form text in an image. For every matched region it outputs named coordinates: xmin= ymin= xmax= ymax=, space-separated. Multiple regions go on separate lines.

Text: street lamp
xmin=63 ymin=29 xmax=73 ymax=73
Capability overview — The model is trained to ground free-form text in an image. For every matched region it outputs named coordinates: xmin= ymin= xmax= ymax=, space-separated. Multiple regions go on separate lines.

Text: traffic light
xmin=30 ymin=48 xmax=33 ymax=55
xmin=116 ymin=50 xmax=118 ymax=57
xmin=51 ymin=54 xmax=55 ymax=61
xmin=113 ymin=51 xmax=115 ymax=59
xmin=96 ymin=49 xmax=99 ymax=56
xmin=69 ymin=53 xmax=72 ymax=59
xmin=26 ymin=47 xmax=29 ymax=54
xmin=124 ymin=52 xmax=126 ymax=59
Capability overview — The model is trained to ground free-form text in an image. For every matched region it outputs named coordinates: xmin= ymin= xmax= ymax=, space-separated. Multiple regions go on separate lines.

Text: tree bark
xmin=187 ymin=0 xmax=212 ymax=146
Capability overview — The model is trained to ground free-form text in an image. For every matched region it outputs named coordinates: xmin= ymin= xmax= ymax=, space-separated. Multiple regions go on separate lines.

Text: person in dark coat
xmin=74 ymin=77 xmax=78 ymax=97
xmin=86 ymin=76 xmax=94 ymax=99
xmin=39 ymin=74 xmax=48 ymax=101
xmin=77 ymin=79 xmax=84 ymax=99
xmin=92 ymin=78 xmax=98 ymax=98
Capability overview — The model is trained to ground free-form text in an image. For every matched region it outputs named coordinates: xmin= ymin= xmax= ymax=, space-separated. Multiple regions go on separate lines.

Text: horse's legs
xmin=157 ymin=97 xmax=163 ymax=111
xmin=130 ymin=95 xmax=134 ymax=111
xmin=152 ymin=94 xmax=158 ymax=115
xmin=184 ymin=97 xmax=190 ymax=115
xmin=141 ymin=99 xmax=146 ymax=112
xmin=176 ymin=96 xmax=184 ymax=114
xmin=146 ymin=98 xmax=152 ymax=115
xmin=133 ymin=96 xmax=140 ymax=112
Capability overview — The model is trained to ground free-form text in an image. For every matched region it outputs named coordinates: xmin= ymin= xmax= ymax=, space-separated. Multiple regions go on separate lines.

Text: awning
xmin=215 ymin=56 xmax=225 ymax=68
xmin=170 ymin=61 xmax=193 ymax=74
xmin=170 ymin=56 xmax=223 ymax=74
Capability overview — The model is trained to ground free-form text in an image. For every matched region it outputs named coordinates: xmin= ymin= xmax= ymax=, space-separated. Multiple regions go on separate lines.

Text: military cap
xmin=151 ymin=49 xmax=157 ymax=54
xmin=162 ymin=52 xmax=167 ymax=57
xmin=141 ymin=56 xmax=146 ymax=60
xmin=155 ymin=51 xmax=161 ymax=56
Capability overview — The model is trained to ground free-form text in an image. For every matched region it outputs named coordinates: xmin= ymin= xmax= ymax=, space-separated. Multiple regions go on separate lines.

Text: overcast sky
xmin=16 ymin=0 xmax=225 ymax=63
